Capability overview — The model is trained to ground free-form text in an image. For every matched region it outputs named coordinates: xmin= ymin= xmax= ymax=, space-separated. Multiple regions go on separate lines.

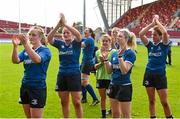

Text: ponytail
xmin=88 ymin=28 xmax=95 ymax=39
xmin=119 ymin=29 xmax=137 ymax=51
xmin=128 ymin=32 xmax=137 ymax=51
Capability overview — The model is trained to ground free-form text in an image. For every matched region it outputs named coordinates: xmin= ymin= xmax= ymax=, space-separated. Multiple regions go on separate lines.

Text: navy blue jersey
xmin=110 ymin=49 xmax=136 ymax=86
xmin=52 ymin=39 xmax=81 ymax=76
xmin=82 ymin=37 xmax=95 ymax=64
xmin=145 ymin=41 xmax=170 ymax=74
xmin=18 ymin=46 xmax=51 ymax=89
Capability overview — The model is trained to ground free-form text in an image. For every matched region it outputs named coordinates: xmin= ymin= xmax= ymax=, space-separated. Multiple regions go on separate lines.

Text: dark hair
xmin=153 ymin=26 xmax=162 ymax=36
xmin=88 ymin=28 xmax=95 ymax=39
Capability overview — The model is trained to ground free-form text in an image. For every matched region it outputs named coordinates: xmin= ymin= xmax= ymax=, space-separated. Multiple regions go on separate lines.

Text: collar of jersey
xmin=33 ymin=45 xmax=42 ymax=51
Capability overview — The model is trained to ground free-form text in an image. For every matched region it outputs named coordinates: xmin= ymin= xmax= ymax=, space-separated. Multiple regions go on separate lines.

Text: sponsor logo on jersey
xmin=24 ymin=59 xmax=33 ymax=64
xmin=59 ymin=50 xmax=73 ymax=55
xmin=149 ymin=52 xmax=162 ymax=57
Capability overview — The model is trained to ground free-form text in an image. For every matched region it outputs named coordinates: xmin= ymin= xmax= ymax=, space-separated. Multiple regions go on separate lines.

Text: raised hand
xmin=12 ymin=34 xmax=20 ymax=46
xmin=154 ymin=14 xmax=159 ymax=19
xmin=18 ymin=34 xmax=28 ymax=45
xmin=101 ymin=46 xmax=109 ymax=60
xmin=153 ymin=14 xmax=159 ymax=25
xmin=59 ymin=13 xmax=66 ymax=26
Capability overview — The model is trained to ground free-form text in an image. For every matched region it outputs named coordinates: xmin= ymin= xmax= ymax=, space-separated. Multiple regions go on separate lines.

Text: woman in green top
xmin=94 ymin=34 xmax=115 ymax=118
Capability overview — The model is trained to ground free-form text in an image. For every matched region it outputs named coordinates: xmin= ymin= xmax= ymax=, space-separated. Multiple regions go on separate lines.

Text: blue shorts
xmin=55 ymin=73 xmax=81 ymax=91
xmin=19 ymin=86 xmax=47 ymax=108
xmin=143 ymin=72 xmax=167 ymax=90
xmin=81 ymin=63 xmax=94 ymax=75
xmin=96 ymin=80 xmax=111 ymax=89
xmin=107 ymin=84 xmax=132 ymax=102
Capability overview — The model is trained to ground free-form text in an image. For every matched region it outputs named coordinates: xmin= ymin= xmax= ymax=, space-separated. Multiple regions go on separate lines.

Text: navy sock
xmin=81 ymin=86 xmax=87 ymax=100
xmin=86 ymin=84 xmax=98 ymax=100
xmin=102 ymin=110 xmax=106 ymax=118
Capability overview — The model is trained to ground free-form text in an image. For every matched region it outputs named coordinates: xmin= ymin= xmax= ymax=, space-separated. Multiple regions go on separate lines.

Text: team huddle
xmin=11 ymin=13 xmax=173 ymax=118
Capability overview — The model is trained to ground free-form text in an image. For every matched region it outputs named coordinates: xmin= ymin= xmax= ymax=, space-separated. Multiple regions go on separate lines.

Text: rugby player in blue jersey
xmin=104 ymin=29 xmax=136 ymax=118
xmin=81 ymin=28 xmax=100 ymax=106
xmin=12 ymin=26 xmax=51 ymax=118
xmin=139 ymin=15 xmax=173 ymax=118
xmin=47 ymin=13 xmax=82 ymax=118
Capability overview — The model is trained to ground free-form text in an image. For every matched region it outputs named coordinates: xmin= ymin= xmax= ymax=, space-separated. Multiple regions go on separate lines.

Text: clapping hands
xmin=100 ymin=46 xmax=109 ymax=62
xmin=152 ymin=14 xmax=159 ymax=25
xmin=12 ymin=34 xmax=28 ymax=46
xmin=59 ymin=13 xmax=66 ymax=27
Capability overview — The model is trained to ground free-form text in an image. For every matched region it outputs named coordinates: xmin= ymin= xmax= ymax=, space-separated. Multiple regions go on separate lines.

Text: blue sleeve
xmin=146 ymin=41 xmax=152 ymax=49
xmin=39 ymin=48 xmax=52 ymax=63
xmin=72 ymin=40 xmax=81 ymax=48
xmin=18 ymin=50 xmax=25 ymax=62
xmin=84 ymin=38 xmax=92 ymax=47
xmin=52 ymin=39 xmax=64 ymax=49
xmin=125 ymin=51 xmax=136 ymax=65
xmin=82 ymin=38 xmax=85 ymax=42
xmin=110 ymin=51 xmax=118 ymax=63
xmin=161 ymin=42 xmax=170 ymax=55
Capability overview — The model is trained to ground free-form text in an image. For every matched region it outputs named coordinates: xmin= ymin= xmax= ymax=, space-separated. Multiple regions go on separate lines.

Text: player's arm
xmin=139 ymin=17 xmax=156 ymax=45
xmin=64 ymin=24 xmax=82 ymax=42
xmin=60 ymin=13 xmax=82 ymax=42
xmin=104 ymin=60 xmax=112 ymax=74
xmin=12 ymin=44 xmax=20 ymax=63
xmin=139 ymin=22 xmax=154 ymax=45
xmin=19 ymin=34 xmax=41 ymax=63
xmin=12 ymin=35 xmax=20 ymax=64
xmin=155 ymin=18 xmax=169 ymax=44
xmin=118 ymin=58 xmax=133 ymax=74
xmin=47 ymin=16 xmax=63 ymax=45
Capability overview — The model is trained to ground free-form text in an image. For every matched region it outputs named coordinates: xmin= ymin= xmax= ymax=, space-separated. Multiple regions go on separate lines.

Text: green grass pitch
xmin=0 ymin=43 xmax=180 ymax=118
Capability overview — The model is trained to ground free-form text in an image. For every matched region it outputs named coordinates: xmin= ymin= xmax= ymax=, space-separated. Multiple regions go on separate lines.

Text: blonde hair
xmin=119 ymin=28 xmax=137 ymax=51
xmin=28 ymin=26 xmax=47 ymax=46
xmin=111 ymin=27 xmax=120 ymax=33
xmin=100 ymin=34 xmax=111 ymax=47
xmin=128 ymin=32 xmax=137 ymax=51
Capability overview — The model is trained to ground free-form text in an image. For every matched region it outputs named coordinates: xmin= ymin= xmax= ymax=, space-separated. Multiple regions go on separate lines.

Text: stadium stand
xmin=0 ymin=19 xmax=52 ymax=39
xmin=111 ymin=0 xmax=180 ymax=38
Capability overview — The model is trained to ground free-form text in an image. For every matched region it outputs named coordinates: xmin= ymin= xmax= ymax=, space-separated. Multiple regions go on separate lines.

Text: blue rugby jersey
xmin=52 ymin=39 xmax=81 ymax=76
xmin=145 ymin=41 xmax=170 ymax=74
xmin=82 ymin=37 xmax=95 ymax=65
xmin=110 ymin=49 xmax=136 ymax=86
xmin=18 ymin=46 xmax=51 ymax=89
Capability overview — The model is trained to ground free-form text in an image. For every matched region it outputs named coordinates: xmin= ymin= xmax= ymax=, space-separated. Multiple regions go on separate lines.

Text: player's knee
xmin=161 ymin=101 xmax=169 ymax=108
xmin=73 ymin=100 xmax=81 ymax=108
xmin=149 ymin=99 xmax=156 ymax=105
xmin=61 ymin=100 xmax=68 ymax=107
